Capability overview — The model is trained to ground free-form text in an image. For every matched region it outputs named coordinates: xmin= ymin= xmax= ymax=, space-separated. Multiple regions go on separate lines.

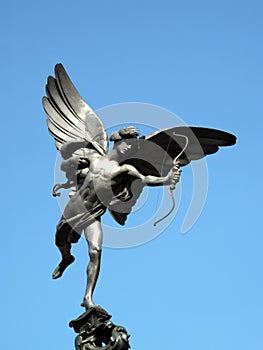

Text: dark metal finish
xmin=42 ymin=64 xmax=236 ymax=310
xmin=42 ymin=64 xmax=236 ymax=349
xmin=70 ymin=307 xmax=130 ymax=350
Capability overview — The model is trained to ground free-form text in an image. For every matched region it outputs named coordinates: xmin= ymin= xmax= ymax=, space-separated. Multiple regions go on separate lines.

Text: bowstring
xmin=154 ymin=136 xmax=172 ymax=215
xmin=153 ymin=133 xmax=189 ymax=227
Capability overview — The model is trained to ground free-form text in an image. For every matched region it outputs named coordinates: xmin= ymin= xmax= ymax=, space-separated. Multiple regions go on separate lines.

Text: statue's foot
xmin=81 ymin=297 xmax=96 ymax=310
xmin=52 ymin=255 xmax=75 ymax=279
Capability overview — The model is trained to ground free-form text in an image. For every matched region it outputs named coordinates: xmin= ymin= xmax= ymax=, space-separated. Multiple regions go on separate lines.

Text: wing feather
xmin=44 ymin=97 xmax=83 ymax=139
xmin=45 ymin=76 xmax=86 ymax=133
xmin=42 ymin=64 xmax=108 ymax=155
xmin=55 ymin=64 xmax=108 ymax=152
xmin=144 ymin=126 xmax=236 ymax=172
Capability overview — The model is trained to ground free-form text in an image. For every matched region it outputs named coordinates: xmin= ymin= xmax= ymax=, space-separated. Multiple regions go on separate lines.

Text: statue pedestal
xmin=69 ymin=306 xmax=130 ymax=350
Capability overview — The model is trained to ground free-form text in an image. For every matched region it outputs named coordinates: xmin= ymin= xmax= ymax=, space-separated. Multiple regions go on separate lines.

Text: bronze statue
xmin=42 ymin=64 xmax=236 ymax=311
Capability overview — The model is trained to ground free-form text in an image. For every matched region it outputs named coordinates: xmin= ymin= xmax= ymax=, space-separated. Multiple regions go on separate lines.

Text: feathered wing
xmin=109 ymin=126 xmax=236 ymax=225
xmin=124 ymin=126 xmax=236 ymax=176
xmin=42 ymin=64 xmax=108 ymax=156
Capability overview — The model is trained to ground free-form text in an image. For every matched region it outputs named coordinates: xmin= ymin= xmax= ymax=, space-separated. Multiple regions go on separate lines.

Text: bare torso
xmin=79 ymin=153 xmax=126 ymax=208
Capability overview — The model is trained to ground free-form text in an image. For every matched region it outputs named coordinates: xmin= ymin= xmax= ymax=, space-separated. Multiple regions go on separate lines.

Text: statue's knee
xmin=55 ymin=232 xmax=68 ymax=247
xmin=89 ymin=245 xmax=102 ymax=261
xmin=55 ymin=221 xmax=71 ymax=247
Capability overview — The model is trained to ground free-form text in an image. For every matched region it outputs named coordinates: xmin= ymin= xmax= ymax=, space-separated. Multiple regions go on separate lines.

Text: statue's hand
xmin=53 ymin=184 xmax=62 ymax=197
xmin=168 ymin=164 xmax=181 ymax=190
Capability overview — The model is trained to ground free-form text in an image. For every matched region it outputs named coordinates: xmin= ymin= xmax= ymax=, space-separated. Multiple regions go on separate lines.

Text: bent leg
xmin=81 ymin=219 xmax=103 ymax=309
xmin=52 ymin=220 xmax=76 ymax=279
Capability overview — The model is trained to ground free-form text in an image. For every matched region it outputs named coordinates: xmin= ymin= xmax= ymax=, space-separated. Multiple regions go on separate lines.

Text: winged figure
xmin=42 ymin=64 xmax=236 ymax=309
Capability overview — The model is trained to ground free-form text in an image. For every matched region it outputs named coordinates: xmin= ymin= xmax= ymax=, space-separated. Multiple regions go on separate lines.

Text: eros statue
xmin=42 ymin=64 xmax=236 ymax=311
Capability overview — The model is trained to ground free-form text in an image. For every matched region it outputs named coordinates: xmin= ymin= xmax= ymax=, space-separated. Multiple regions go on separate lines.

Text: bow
xmin=153 ymin=133 xmax=189 ymax=226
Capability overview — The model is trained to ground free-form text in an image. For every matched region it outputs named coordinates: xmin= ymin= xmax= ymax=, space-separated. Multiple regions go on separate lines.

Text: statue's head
xmin=110 ymin=126 xmax=140 ymax=156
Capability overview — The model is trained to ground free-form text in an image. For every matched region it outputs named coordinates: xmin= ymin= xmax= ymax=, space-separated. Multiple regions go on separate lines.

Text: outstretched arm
xmin=119 ymin=164 xmax=181 ymax=187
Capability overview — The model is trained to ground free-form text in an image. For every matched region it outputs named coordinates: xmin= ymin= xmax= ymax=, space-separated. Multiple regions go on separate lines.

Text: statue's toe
xmin=52 ymin=266 xmax=62 ymax=279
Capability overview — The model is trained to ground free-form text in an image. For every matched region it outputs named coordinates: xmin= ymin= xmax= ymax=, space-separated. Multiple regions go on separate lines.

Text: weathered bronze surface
xmin=70 ymin=306 xmax=130 ymax=350
xmin=43 ymin=64 xmax=236 ymax=310
xmin=42 ymin=64 xmax=236 ymax=348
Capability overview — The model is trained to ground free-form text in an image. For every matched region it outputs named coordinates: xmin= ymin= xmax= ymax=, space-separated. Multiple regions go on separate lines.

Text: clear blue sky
xmin=1 ymin=1 xmax=263 ymax=349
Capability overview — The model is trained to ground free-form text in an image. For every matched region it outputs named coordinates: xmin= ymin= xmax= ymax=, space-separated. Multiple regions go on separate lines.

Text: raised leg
xmin=81 ymin=219 xmax=103 ymax=309
xmin=52 ymin=242 xmax=75 ymax=279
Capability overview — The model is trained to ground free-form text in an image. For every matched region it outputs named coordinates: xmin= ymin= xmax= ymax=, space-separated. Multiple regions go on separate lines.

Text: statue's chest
xmin=94 ymin=159 xmax=119 ymax=178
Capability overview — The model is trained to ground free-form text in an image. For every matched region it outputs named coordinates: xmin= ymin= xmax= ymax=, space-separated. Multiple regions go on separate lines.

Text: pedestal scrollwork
xmin=70 ymin=307 xmax=130 ymax=350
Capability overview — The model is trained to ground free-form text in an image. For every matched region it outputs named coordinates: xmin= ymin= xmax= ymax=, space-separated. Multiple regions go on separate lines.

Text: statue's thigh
xmin=84 ymin=220 xmax=103 ymax=248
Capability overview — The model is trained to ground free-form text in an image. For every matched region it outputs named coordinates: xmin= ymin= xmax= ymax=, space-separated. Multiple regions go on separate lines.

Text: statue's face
xmin=115 ymin=139 xmax=134 ymax=155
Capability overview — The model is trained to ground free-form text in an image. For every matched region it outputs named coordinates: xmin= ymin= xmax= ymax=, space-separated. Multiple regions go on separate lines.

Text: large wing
xmin=122 ymin=126 xmax=237 ymax=177
xmin=42 ymin=64 xmax=108 ymax=156
xmin=108 ymin=126 xmax=236 ymax=225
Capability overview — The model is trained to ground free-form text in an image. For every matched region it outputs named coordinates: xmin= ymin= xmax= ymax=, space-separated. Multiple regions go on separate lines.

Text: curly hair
xmin=109 ymin=126 xmax=139 ymax=142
